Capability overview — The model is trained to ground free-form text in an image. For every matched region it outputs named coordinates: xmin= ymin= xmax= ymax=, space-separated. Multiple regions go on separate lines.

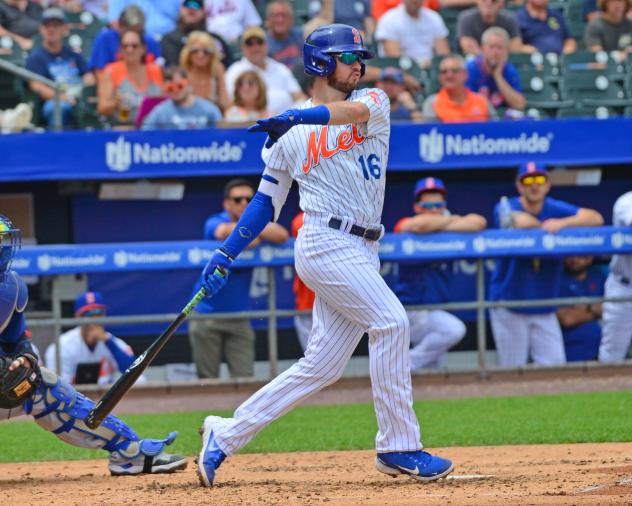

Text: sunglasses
xmin=230 ymin=196 xmax=252 ymax=204
xmin=81 ymin=308 xmax=106 ymax=317
xmin=244 ymin=37 xmax=265 ymax=47
xmin=164 ymin=79 xmax=189 ymax=93
xmin=335 ymin=52 xmax=363 ymax=65
xmin=190 ymin=47 xmax=213 ymax=56
xmin=417 ymin=201 xmax=447 ymax=210
xmin=239 ymin=79 xmax=259 ymax=87
xmin=439 ymin=67 xmax=462 ymax=74
xmin=521 ymin=175 xmax=547 ymax=185
xmin=121 ymin=43 xmax=141 ymax=49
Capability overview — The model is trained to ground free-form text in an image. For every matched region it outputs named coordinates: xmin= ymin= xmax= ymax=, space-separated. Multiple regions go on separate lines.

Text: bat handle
xmin=84 ymin=408 xmax=103 ymax=429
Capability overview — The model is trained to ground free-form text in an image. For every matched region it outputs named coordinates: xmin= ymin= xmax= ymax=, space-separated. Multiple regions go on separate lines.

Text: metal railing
xmin=0 ymin=57 xmax=63 ymax=130
xmin=26 ymin=261 xmax=632 ymax=381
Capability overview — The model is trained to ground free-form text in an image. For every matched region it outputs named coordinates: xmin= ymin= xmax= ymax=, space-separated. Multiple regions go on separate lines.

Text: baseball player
xmin=0 ymin=215 xmax=187 ymax=476
xmin=393 ymin=177 xmax=486 ymax=370
xmin=599 ymin=191 xmax=632 ymax=362
xmin=489 ymin=162 xmax=604 ymax=367
xmin=45 ymin=291 xmax=141 ymax=385
xmin=195 ymin=23 xmax=454 ymax=487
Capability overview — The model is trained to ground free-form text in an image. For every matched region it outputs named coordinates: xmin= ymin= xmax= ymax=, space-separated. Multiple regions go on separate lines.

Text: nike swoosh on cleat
xmin=395 ymin=464 xmax=419 ymax=475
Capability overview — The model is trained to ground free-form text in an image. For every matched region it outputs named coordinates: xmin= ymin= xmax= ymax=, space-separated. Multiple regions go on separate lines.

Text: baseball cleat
xmin=109 ymin=432 xmax=188 ymax=476
xmin=197 ymin=415 xmax=227 ymax=487
xmin=375 ymin=450 xmax=454 ymax=482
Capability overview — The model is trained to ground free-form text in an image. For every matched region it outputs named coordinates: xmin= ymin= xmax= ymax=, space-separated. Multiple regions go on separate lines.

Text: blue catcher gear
xmin=22 ymin=368 xmax=188 ymax=475
xmin=0 ymin=271 xmax=28 ymax=335
xmin=303 ymin=23 xmax=374 ymax=77
xmin=0 ymin=215 xmax=21 ymax=274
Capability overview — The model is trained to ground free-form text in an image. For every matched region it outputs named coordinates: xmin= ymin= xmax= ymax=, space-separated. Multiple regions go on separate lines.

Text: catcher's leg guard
xmin=23 ymin=368 xmax=187 ymax=475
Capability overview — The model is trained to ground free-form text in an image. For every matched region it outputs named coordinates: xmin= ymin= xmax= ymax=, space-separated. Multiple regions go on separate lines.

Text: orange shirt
xmin=291 ymin=212 xmax=316 ymax=311
xmin=106 ymin=61 xmax=164 ymax=92
xmin=432 ymin=88 xmax=491 ymax=123
xmin=372 ymin=0 xmax=439 ymax=19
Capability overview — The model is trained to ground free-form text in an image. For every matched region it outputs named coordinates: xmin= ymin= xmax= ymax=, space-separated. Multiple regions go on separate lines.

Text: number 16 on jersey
xmin=358 ymin=154 xmax=381 ymax=180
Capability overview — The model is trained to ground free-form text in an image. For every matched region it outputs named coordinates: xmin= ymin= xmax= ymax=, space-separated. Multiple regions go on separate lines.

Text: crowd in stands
xmin=1 ymin=0 xmax=632 ymax=129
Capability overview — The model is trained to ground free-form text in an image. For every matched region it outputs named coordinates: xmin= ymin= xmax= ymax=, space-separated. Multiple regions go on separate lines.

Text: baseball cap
xmin=182 ymin=0 xmax=204 ymax=9
xmin=74 ymin=291 xmax=106 ymax=317
xmin=517 ymin=161 xmax=548 ymax=180
xmin=379 ymin=67 xmax=404 ymax=84
xmin=41 ymin=7 xmax=66 ymax=23
xmin=414 ymin=177 xmax=447 ymax=198
xmin=242 ymin=26 xmax=266 ymax=42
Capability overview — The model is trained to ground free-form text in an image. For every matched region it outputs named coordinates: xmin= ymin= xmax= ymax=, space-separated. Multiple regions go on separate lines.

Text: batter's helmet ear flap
xmin=303 ymin=44 xmax=337 ymax=77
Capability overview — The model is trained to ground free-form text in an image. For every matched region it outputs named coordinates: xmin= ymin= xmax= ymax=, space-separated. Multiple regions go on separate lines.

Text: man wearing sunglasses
xmin=224 ymin=26 xmax=307 ymax=115
xmin=197 ymin=23 xmax=454 ymax=487
xmin=142 ymin=67 xmax=222 ymax=129
xmin=189 ymin=179 xmax=288 ymax=380
xmin=489 ymin=162 xmax=603 ymax=367
xmin=394 ymin=177 xmax=486 ymax=370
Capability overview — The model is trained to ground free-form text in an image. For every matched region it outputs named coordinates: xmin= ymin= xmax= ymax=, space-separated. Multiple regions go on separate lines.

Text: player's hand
xmin=541 ymin=218 xmax=566 ymax=234
xmin=248 ymin=109 xmax=301 ymax=148
xmin=9 ymin=355 xmax=31 ymax=371
xmin=201 ymin=248 xmax=233 ymax=297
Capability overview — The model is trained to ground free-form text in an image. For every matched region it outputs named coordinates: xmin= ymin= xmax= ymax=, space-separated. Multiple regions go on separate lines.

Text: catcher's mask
xmin=0 ymin=214 xmax=21 ymax=274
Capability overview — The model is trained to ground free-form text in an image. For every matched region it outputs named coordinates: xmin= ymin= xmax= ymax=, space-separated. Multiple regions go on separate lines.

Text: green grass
xmin=2 ymin=390 xmax=632 ymax=463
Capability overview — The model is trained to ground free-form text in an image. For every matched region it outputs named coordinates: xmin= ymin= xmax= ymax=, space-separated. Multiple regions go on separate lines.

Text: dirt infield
xmin=4 ymin=442 xmax=632 ymax=505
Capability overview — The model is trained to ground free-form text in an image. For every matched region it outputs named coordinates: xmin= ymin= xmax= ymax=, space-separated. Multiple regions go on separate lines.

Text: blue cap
xmin=74 ymin=291 xmax=106 ymax=316
xmin=414 ymin=177 xmax=447 ymax=198
xmin=379 ymin=66 xmax=404 ymax=84
xmin=518 ymin=161 xmax=548 ymax=179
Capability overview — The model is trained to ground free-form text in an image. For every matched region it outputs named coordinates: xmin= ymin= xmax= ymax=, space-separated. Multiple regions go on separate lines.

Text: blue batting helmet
xmin=0 ymin=214 xmax=21 ymax=274
xmin=303 ymin=24 xmax=374 ymax=77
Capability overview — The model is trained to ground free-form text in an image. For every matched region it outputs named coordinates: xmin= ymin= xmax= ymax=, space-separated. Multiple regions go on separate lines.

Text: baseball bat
xmin=84 ymin=286 xmax=208 ymax=429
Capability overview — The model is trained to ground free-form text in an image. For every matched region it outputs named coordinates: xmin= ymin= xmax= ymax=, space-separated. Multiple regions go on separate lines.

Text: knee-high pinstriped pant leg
xmin=213 ymin=222 xmax=421 ymax=455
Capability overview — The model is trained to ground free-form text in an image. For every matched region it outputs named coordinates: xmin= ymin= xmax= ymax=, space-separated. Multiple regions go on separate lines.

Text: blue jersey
xmin=489 ymin=196 xmax=579 ymax=313
xmin=88 ymin=28 xmax=162 ymax=71
xmin=465 ymin=56 xmax=522 ymax=109
xmin=193 ymin=211 xmax=253 ymax=314
xmin=395 ymin=262 xmax=451 ymax=305
xmin=517 ymin=7 xmax=571 ymax=54
xmin=559 ymin=266 xmax=605 ymax=361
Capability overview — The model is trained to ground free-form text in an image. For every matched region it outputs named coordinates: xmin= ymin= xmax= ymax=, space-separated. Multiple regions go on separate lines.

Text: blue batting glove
xmin=248 ymin=109 xmax=301 ymax=148
xmin=201 ymin=248 xmax=233 ymax=297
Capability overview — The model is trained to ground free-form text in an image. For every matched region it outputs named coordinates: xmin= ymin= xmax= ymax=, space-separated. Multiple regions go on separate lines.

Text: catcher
xmin=0 ymin=214 xmax=187 ymax=475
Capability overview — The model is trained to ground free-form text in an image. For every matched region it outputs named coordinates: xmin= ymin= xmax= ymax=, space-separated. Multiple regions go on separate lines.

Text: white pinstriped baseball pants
xmin=213 ymin=214 xmax=422 ymax=454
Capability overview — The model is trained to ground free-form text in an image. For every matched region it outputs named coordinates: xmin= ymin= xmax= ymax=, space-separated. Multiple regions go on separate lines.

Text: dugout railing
xmin=18 ymin=226 xmax=632 ymax=382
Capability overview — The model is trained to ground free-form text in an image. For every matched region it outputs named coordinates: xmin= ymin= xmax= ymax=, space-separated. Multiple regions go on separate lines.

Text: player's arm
xmin=512 ymin=212 xmax=542 ymax=229
xmin=396 ymin=214 xmax=454 ymax=233
xmin=541 ymin=208 xmax=604 ymax=233
xmin=200 ymin=167 xmax=293 ymax=296
xmin=442 ymin=213 xmax=487 ymax=232
xmin=556 ymin=303 xmax=601 ymax=328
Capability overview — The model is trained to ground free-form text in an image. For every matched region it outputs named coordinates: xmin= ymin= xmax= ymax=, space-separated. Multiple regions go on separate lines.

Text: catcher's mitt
xmin=0 ymin=355 xmax=40 ymax=409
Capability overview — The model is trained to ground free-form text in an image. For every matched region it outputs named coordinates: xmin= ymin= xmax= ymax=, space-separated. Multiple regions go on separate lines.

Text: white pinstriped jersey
xmin=610 ymin=191 xmax=632 ymax=277
xmin=261 ymin=88 xmax=391 ymax=227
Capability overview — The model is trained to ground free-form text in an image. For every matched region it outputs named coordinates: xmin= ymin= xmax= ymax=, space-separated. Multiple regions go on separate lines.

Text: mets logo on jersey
xmin=301 ymin=125 xmax=366 ymax=174
xmin=367 ymin=91 xmax=381 ymax=105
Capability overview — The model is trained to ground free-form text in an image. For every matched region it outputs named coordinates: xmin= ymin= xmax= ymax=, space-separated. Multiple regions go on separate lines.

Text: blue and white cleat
xmin=375 ymin=450 xmax=454 ymax=482
xmin=197 ymin=415 xmax=227 ymax=487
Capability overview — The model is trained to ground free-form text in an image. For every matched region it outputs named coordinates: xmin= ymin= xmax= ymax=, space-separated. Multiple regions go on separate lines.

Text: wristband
xmin=293 ymin=105 xmax=330 ymax=125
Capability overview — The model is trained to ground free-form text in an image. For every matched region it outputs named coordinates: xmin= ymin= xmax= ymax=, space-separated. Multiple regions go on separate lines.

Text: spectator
xmin=44 ymin=292 xmax=139 ymax=385
xmin=97 ymin=29 xmax=164 ymax=127
xmin=373 ymin=0 xmax=477 ymax=20
xmin=107 ymin=0 xmax=181 ymax=39
xmin=465 ymin=27 xmax=526 ymax=111
xmin=291 ymin=211 xmax=315 ymax=351
xmin=308 ymin=0 xmax=375 ymax=41
xmin=224 ymin=26 xmax=306 ymax=115
xmin=76 ymin=0 xmax=108 ymax=21
xmin=517 ymin=0 xmax=577 ymax=55
xmin=393 ymin=177 xmax=485 ymax=370
xmin=376 ymin=66 xmax=422 ymax=121
xmin=457 ymin=0 xmax=523 ymax=55
xmin=205 ymin=0 xmax=262 ymax=43
xmin=265 ymin=0 xmax=303 ymax=68
xmin=422 ymin=54 xmax=497 ymax=122
xmin=26 ymin=8 xmax=95 ymax=127
xmin=489 ymin=162 xmax=604 ymax=367
xmin=142 ymin=67 xmax=222 ymax=129
xmin=88 ymin=5 xmax=162 ymax=77
xmin=557 ymin=256 xmax=605 ymax=362
xmin=188 ymin=179 xmax=289 ymax=379
xmin=161 ymin=0 xmax=233 ymax=70
xmin=374 ymin=0 xmax=450 ymax=67
xmin=223 ymin=69 xmax=269 ymax=122
xmin=180 ymin=30 xmax=229 ymax=111
xmin=584 ymin=0 xmax=632 ymax=54
xmin=599 ymin=191 xmax=632 ymax=362
xmin=0 ymin=0 xmax=42 ymax=49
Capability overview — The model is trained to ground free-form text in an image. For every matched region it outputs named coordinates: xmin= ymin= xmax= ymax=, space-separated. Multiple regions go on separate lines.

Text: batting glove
xmin=201 ymin=248 xmax=233 ymax=297
xmin=248 ymin=106 xmax=330 ymax=148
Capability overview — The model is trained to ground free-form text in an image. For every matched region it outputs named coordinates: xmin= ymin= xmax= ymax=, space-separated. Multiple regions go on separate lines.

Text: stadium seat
xmin=562 ymin=51 xmax=626 ymax=81
xmin=439 ymin=7 xmax=466 ymax=51
xmin=565 ymin=0 xmax=586 ymax=46
xmin=509 ymin=52 xmax=560 ymax=81
xmin=557 ymin=104 xmax=619 ymax=119
xmin=560 ymin=72 xmax=632 ymax=108
xmin=74 ymin=84 xmax=106 ymax=130
xmin=0 ymin=38 xmax=26 ymax=110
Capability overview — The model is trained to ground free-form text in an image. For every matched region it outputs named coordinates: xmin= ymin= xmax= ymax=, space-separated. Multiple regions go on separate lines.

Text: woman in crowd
xmin=97 ymin=29 xmax=163 ymax=127
xmin=223 ymin=70 xmax=269 ymax=123
xmin=179 ymin=31 xmax=229 ymax=112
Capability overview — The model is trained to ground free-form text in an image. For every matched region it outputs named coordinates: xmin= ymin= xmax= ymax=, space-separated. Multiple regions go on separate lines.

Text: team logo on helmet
xmin=352 ymin=27 xmax=361 ymax=44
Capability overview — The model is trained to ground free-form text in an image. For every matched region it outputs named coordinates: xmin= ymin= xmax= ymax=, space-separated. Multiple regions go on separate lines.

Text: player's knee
xmin=448 ymin=319 xmax=467 ymax=344
xmin=372 ymin=307 xmax=410 ymax=341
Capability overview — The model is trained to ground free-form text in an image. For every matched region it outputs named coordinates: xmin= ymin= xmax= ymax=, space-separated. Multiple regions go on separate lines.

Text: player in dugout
xmin=0 ymin=215 xmax=187 ymax=476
